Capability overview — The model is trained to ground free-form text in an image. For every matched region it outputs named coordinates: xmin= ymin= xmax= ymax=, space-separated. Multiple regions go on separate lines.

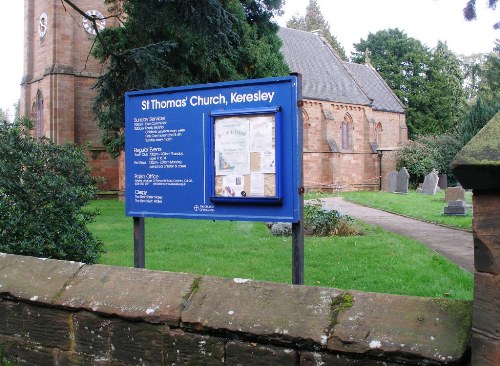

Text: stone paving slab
xmin=319 ymin=197 xmax=474 ymax=272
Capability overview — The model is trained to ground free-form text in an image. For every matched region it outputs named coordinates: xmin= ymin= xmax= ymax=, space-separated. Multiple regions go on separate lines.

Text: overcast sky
xmin=0 ymin=1 xmax=498 ymax=116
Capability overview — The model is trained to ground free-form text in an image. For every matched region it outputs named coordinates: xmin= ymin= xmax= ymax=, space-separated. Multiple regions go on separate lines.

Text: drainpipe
xmin=377 ymin=150 xmax=383 ymax=191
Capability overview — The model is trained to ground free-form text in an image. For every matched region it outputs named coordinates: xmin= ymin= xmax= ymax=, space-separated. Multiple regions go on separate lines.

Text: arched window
xmin=35 ymin=90 xmax=43 ymax=138
xmin=375 ymin=122 xmax=383 ymax=147
xmin=341 ymin=114 xmax=352 ymax=150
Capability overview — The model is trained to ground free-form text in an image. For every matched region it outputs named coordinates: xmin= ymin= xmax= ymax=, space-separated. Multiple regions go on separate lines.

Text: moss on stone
xmin=330 ymin=292 xmax=354 ymax=326
xmin=452 ymin=111 xmax=500 ymax=167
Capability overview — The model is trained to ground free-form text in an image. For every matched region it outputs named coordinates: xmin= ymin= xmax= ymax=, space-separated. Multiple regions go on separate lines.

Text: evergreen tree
xmin=481 ymin=40 xmax=500 ymax=103
xmin=459 ymin=97 xmax=500 ymax=145
xmin=90 ymin=0 xmax=289 ymax=157
xmin=286 ymin=0 xmax=346 ymax=59
xmin=427 ymin=42 xmax=467 ymax=132
xmin=352 ymin=29 xmax=467 ymax=137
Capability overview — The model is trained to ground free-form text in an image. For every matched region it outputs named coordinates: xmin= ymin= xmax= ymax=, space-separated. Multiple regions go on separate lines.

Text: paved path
xmin=318 ymin=197 xmax=474 ymax=273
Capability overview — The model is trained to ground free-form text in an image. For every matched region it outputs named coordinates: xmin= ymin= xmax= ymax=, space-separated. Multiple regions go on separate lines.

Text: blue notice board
xmin=125 ymin=76 xmax=301 ymax=222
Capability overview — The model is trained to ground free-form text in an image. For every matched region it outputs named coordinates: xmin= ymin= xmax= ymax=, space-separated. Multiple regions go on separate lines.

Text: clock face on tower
xmin=38 ymin=12 xmax=48 ymax=38
xmin=82 ymin=10 xmax=106 ymax=35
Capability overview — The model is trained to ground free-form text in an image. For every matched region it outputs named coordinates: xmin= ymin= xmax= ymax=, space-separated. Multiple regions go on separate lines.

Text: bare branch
xmin=60 ymin=0 xmax=115 ymax=57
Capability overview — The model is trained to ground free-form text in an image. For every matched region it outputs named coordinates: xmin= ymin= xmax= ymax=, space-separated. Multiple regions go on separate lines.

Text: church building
xmin=279 ymin=27 xmax=407 ymax=191
xmin=20 ymin=1 xmax=407 ymax=193
xmin=20 ymin=0 xmax=119 ymax=191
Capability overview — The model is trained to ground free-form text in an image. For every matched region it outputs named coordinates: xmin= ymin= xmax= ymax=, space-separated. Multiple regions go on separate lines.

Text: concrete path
xmin=318 ymin=197 xmax=474 ymax=273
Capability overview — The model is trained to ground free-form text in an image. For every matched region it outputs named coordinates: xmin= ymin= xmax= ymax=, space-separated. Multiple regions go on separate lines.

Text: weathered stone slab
xmin=54 ymin=264 xmax=197 ymax=326
xmin=445 ymin=186 xmax=465 ymax=202
xmin=473 ymin=272 xmax=499 ymax=338
xmin=328 ymin=291 xmax=472 ymax=364
xmin=471 ymin=332 xmax=500 ymax=366
xmin=225 ymin=340 xmax=297 ymax=366
xmin=444 ymin=200 xmax=468 ymax=216
xmin=422 ymin=169 xmax=439 ymax=195
xmin=164 ymin=330 xmax=225 ymax=365
xmin=181 ymin=276 xmax=342 ymax=347
xmin=73 ymin=312 xmax=111 ymax=356
xmin=110 ymin=320 xmax=166 ymax=365
xmin=0 ymin=336 xmax=56 ymax=365
xmin=22 ymin=303 xmax=72 ymax=350
xmin=472 ymin=193 xmax=500 ymax=273
xmin=301 ymin=351 xmax=401 ymax=365
xmin=56 ymin=351 xmax=96 ymax=366
xmin=0 ymin=301 xmax=24 ymax=337
xmin=394 ymin=167 xmax=409 ymax=194
xmin=0 ymin=253 xmax=84 ymax=304
xmin=386 ymin=170 xmax=397 ymax=193
xmin=438 ymin=173 xmax=448 ymax=189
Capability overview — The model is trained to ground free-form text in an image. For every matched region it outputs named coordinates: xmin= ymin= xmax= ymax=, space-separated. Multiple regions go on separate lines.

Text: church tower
xmin=20 ymin=0 xmax=119 ymax=191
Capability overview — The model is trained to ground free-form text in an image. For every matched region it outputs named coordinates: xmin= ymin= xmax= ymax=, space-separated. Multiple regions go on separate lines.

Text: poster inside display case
xmin=210 ymin=108 xmax=282 ymax=203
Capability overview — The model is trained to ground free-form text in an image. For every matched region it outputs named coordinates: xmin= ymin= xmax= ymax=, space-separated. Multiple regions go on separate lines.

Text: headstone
xmin=438 ymin=173 xmax=448 ymax=189
xmin=445 ymin=186 xmax=465 ymax=202
xmin=394 ymin=167 xmax=409 ymax=194
xmin=444 ymin=200 xmax=468 ymax=216
xmin=386 ymin=171 xmax=397 ymax=193
xmin=422 ymin=169 xmax=439 ymax=195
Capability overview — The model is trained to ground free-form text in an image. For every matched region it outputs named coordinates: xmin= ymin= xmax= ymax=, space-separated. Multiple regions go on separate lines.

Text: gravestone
xmin=445 ymin=186 xmax=465 ymax=202
xmin=395 ymin=167 xmax=409 ymax=194
xmin=438 ymin=173 xmax=448 ymax=189
xmin=444 ymin=200 xmax=468 ymax=216
xmin=422 ymin=169 xmax=439 ymax=195
xmin=386 ymin=171 xmax=398 ymax=193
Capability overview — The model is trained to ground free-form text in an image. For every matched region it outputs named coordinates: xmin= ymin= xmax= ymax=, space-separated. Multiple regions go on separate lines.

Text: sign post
xmin=125 ymin=76 xmax=303 ymax=281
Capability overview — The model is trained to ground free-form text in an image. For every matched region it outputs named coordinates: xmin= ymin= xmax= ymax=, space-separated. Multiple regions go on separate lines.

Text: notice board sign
xmin=125 ymin=76 xmax=301 ymax=222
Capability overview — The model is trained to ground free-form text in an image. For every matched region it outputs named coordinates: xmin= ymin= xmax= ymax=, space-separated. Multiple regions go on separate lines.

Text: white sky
xmin=0 ymin=1 xmax=498 ymax=117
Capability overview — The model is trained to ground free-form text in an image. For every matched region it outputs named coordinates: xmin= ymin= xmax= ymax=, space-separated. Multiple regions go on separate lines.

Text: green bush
xmin=304 ymin=201 xmax=342 ymax=236
xmin=0 ymin=118 xmax=104 ymax=263
xmin=396 ymin=132 xmax=461 ymax=186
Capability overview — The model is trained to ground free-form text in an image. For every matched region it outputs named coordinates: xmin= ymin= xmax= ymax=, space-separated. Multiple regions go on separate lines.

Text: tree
xmin=352 ymin=29 xmax=467 ymax=137
xmin=427 ymin=42 xmax=467 ymax=132
xmin=458 ymin=97 xmax=500 ymax=145
xmin=0 ymin=108 xmax=10 ymax=122
xmin=481 ymin=40 xmax=500 ymax=103
xmin=88 ymin=0 xmax=289 ymax=157
xmin=463 ymin=0 xmax=499 ymax=29
xmin=286 ymin=0 xmax=346 ymax=59
xmin=0 ymin=118 xmax=103 ymax=263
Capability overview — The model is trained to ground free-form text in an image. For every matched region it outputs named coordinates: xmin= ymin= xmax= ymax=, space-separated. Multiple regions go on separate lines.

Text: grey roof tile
xmin=343 ymin=62 xmax=405 ymax=113
xmin=278 ymin=27 xmax=405 ymax=113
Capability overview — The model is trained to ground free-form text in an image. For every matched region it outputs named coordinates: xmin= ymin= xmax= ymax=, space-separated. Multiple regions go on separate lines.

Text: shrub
xmin=396 ymin=132 xmax=461 ymax=186
xmin=267 ymin=201 xmax=358 ymax=237
xmin=0 ymin=118 xmax=104 ymax=263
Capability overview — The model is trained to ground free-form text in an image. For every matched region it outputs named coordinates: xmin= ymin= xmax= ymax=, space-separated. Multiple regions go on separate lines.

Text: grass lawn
xmin=334 ymin=190 xmax=473 ymax=231
xmin=88 ymin=199 xmax=472 ymax=300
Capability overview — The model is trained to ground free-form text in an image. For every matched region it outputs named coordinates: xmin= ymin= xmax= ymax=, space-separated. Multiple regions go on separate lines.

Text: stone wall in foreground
xmin=0 ymin=254 xmax=472 ymax=365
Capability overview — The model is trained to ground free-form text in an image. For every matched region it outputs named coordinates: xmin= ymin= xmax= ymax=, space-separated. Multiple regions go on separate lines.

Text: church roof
xmin=278 ymin=27 xmax=405 ymax=114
